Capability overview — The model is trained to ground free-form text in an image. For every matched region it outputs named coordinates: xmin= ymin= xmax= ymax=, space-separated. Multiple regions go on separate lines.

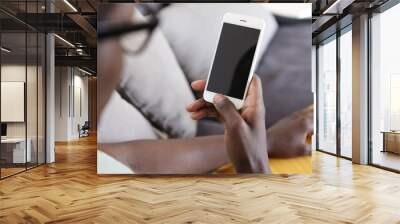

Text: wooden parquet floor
xmin=1 ymin=135 xmax=400 ymax=224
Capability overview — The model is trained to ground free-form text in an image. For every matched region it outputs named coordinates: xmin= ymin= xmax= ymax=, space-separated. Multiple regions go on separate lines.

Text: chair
xmin=79 ymin=121 xmax=90 ymax=138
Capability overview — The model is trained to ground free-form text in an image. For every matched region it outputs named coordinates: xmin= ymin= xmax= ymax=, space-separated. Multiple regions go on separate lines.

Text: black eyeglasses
xmin=98 ymin=5 xmax=167 ymax=54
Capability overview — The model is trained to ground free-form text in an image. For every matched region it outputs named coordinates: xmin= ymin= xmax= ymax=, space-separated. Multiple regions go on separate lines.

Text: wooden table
xmin=382 ymin=131 xmax=400 ymax=154
xmin=1 ymin=138 xmax=32 ymax=164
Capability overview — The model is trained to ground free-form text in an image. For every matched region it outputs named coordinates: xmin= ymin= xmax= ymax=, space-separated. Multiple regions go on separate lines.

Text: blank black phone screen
xmin=207 ymin=23 xmax=260 ymax=99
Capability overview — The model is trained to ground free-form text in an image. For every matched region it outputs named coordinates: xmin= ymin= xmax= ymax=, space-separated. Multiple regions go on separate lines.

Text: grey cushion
xmin=98 ymin=91 xmax=158 ymax=143
xmin=118 ymin=10 xmax=197 ymax=138
xmin=159 ymin=3 xmax=278 ymax=83
xmin=196 ymin=119 xmax=225 ymax=137
xmin=257 ymin=16 xmax=313 ymax=127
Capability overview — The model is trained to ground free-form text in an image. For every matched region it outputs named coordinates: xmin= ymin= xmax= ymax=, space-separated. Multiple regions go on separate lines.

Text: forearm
xmin=99 ymin=135 xmax=229 ymax=174
xmin=99 ymin=127 xmax=287 ymax=174
xmin=225 ymin=124 xmax=270 ymax=174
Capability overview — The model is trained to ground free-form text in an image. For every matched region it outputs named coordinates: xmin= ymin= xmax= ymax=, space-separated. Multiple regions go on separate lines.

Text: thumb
xmin=213 ymin=94 xmax=243 ymax=128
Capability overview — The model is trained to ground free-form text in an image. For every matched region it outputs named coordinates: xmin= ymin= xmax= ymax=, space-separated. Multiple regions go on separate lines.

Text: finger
xmin=304 ymin=104 xmax=314 ymax=113
xmin=186 ymin=98 xmax=207 ymax=112
xmin=306 ymin=122 xmax=314 ymax=135
xmin=298 ymin=105 xmax=314 ymax=119
xmin=213 ymin=94 xmax=243 ymax=128
xmin=243 ymin=75 xmax=264 ymax=109
xmin=295 ymin=143 xmax=312 ymax=157
xmin=302 ymin=106 xmax=314 ymax=134
xmin=191 ymin=111 xmax=207 ymax=120
xmin=190 ymin=108 xmax=218 ymax=120
xmin=242 ymin=75 xmax=265 ymax=123
xmin=306 ymin=115 xmax=314 ymax=135
xmin=191 ymin=80 xmax=206 ymax=92
xmin=296 ymin=115 xmax=314 ymax=135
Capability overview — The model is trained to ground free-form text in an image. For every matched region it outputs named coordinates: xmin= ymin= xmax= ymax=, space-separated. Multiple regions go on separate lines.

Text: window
xmin=317 ymin=36 xmax=337 ymax=154
xmin=317 ymin=26 xmax=353 ymax=159
xmin=0 ymin=1 xmax=46 ymax=179
xmin=370 ymin=2 xmax=400 ymax=171
xmin=339 ymin=27 xmax=352 ymax=158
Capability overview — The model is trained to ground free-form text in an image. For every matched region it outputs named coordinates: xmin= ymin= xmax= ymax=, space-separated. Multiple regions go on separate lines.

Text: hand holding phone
xmin=203 ymin=13 xmax=265 ymax=109
xmin=187 ymin=76 xmax=270 ymax=173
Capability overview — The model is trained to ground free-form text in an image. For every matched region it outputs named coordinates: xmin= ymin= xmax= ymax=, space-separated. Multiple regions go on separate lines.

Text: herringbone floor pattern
xmin=1 ymin=135 xmax=400 ymax=223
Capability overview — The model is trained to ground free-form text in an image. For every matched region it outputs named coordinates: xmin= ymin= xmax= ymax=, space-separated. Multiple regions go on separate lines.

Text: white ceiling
xmin=263 ymin=3 xmax=312 ymax=19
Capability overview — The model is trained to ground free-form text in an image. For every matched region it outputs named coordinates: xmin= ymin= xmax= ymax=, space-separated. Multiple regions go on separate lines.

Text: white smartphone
xmin=203 ymin=12 xmax=265 ymax=109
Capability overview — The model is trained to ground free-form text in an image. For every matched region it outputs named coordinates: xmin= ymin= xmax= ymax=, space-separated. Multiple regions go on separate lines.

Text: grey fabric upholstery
xmin=119 ymin=9 xmax=197 ymax=138
xmin=256 ymin=16 xmax=313 ymax=127
xmin=158 ymin=3 xmax=278 ymax=83
xmin=196 ymin=119 xmax=225 ymax=137
xmin=98 ymin=91 xmax=158 ymax=143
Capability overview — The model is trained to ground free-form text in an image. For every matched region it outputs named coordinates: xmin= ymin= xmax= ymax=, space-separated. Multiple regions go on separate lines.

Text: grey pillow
xmin=119 ymin=11 xmax=196 ymax=138
xmin=98 ymin=91 xmax=158 ymax=144
xmin=159 ymin=3 xmax=278 ymax=82
xmin=256 ymin=17 xmax=313 ymax=127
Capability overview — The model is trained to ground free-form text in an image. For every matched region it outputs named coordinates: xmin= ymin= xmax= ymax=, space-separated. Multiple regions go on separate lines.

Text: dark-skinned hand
xmin=187 ymin=75 xmax=270 ymax=173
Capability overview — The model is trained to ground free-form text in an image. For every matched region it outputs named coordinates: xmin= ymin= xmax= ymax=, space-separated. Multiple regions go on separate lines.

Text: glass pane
xmin=371 ymin=3 xmax=400 ymax=171
xmin=38 ymin=32 xmax=45 ymax=165
xmin=1 ymin=30 xmax=27 ymax=177
xmin=340 ymin=29 xmax=352 ymax=158
xmin=27 ymin=0 xmax=39 ymax=170
xmin=318 ymin=37 xmax=337 ymax=154
xmin=27 ymin=31 xmax=38 ymax=169
xmin=0 ymin=1 xmax=46 ymax=178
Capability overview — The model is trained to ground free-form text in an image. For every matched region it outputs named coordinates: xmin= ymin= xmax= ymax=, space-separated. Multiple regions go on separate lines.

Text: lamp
xmin=1 ymin=47 xmax=11 ymax=53
xmin=63 ymin=0 xmax=78 ymax=12
xmin=54 ymin=34 xmax=75 ymax=48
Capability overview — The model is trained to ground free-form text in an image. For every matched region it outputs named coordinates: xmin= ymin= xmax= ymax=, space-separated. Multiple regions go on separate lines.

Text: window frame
xmin=367 ymin=0 xmax=400 ymax=173
xmin=315 ymin=23 xmax=353 ymax=160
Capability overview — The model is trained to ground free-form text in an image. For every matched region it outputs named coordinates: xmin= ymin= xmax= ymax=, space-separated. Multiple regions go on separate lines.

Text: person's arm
xmin=187 ymin=76 xmax=270 ymax=174
xmin=266 ymin=105 xmax=313 ymax=158
xmin=100 ymin=104 xmax=313 ymax=174
xmin=99 ymin=135 xmax=229 ymax=174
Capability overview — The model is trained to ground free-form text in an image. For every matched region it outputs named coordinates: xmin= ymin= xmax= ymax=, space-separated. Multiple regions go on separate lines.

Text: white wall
xmin=1 ymin=82 xmax=25 ymax=122
xmin=1 ymin=64 xmax=46 ymax=164
xmin=1 ymin=65 xmax=39 ymax=138
xmin=55 ymin=67 xmax=89 ymax=141
xmin=55 ymin=66 xmax=70 ymax=141
xmin=1 ymin=65 xmax=26 ymax=132
xmin=71 ymin=73 xmax=89 ymax=138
